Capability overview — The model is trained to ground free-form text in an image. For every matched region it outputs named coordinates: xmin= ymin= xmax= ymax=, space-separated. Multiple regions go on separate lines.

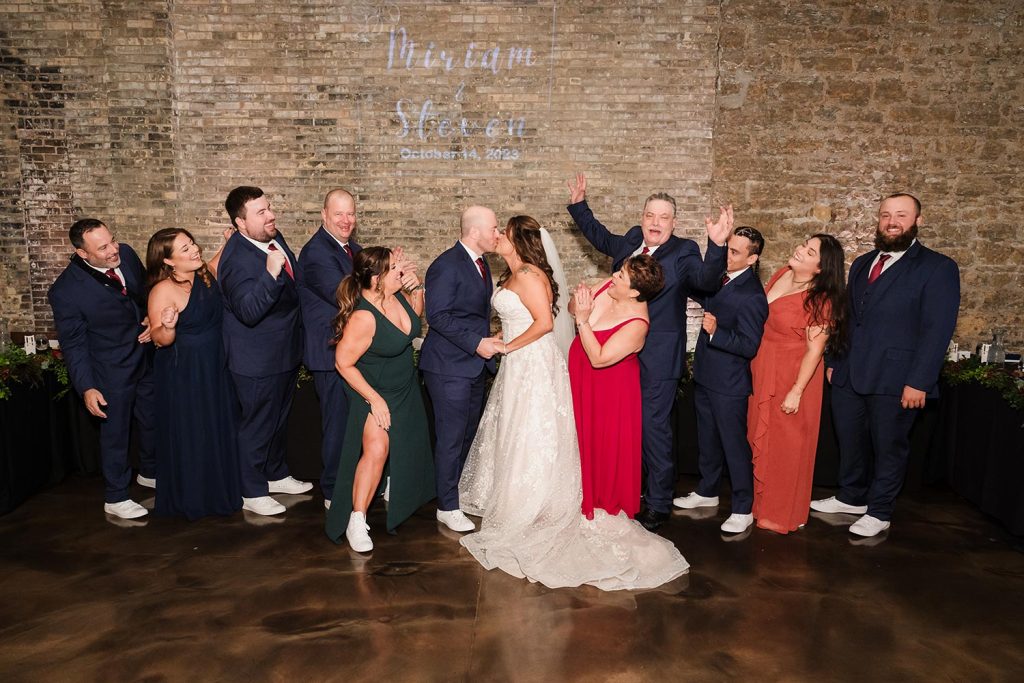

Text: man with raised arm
xmin=567 ymin=174 xmax=731 ymax=531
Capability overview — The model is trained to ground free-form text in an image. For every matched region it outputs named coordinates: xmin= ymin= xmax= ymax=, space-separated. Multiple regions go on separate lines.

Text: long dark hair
xmin=497 ymin=215 xmax=559 ymax=317
xmin=145 ymin=228 xmax=212 ymax=290
xmin=804 ymin=233 xmax=848 ymax=356
xmin=331 ymin=246 xmax=392 ymax=342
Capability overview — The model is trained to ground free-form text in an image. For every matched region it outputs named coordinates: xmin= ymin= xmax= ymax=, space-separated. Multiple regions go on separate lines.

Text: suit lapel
xmin=861 ymin=242 xmax=921 ymax=315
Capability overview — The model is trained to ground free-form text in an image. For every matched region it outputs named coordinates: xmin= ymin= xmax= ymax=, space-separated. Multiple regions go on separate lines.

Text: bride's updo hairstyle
xmin=623 ymin=254 xmax=665 ymax=302
xmin=498 ymin=215 xmax=560 ymax=317
xmin=332 ymin=246 xmax=392 ymax=342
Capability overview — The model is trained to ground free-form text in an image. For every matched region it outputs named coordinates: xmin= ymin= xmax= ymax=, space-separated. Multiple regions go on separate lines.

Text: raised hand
xmin=704 ymin=204 xmax=734 ymax=247
xmin=572 ymin=282 xmax=595 ymax=321
xmin=266 ymin=248 xmax=286 ymax=278
xmin=161 ymin=305 xmax=179 ymax=330
xmin=567 ymin=172 xmax=587 ymax=204
xmin=702 ymin=311 xmax=718 ymax=335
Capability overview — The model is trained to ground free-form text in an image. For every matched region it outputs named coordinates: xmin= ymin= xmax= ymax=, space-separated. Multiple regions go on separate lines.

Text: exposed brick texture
xmin=1 ymin=1 xmax=1020 ymax=350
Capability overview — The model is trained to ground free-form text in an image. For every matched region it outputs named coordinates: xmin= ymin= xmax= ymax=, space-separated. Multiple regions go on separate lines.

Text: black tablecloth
xmin=935 ymin=383 xmax=1024 ymax=535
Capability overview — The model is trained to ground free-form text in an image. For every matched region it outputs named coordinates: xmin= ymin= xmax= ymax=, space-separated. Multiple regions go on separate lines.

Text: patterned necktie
xmin=343 ymin=244 xmax=354 ymax=261
xmin=105 ymin=268 xmax=127 ymax=295
xmin=868 ymin=253 xmax=891 ymax=285
xmin=268 ymin=243 xmax=294 ymax=280
xmin=475 ymin=257 xmax=487 ymax=282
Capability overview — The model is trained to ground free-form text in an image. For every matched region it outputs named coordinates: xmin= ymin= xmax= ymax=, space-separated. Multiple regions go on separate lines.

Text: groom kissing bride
xmin=422 ymin=189 xmax=728 ymax=591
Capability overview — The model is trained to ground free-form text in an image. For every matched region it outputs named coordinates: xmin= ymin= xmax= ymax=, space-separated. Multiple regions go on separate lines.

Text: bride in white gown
xmin=458 ymin=215 xmax=688 ymax=591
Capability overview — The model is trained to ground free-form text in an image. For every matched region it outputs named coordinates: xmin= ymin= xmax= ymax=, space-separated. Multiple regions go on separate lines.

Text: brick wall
xmin=714 ymin=0 xmax=1024 ymax=348
xmin=1 ymin=0 xmax=1021 ymax=350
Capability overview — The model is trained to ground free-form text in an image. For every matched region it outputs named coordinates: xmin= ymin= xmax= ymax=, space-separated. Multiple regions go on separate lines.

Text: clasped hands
xmin=476 ymin=336 xmax=506 ymax=359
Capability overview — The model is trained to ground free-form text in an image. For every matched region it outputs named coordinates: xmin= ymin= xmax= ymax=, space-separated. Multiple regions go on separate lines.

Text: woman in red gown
xmin=748 ymin=234 xmax=847 ymax=534
xmin=568 ymin=255 xmax=665 ymax=520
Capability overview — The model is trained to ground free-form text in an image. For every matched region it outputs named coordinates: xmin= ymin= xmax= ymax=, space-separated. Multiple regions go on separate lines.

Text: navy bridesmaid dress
xmin=154 ymin=275 xmax=242 ymax=519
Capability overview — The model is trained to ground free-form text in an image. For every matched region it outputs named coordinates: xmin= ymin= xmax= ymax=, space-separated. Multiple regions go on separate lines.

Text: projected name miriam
xmin=386 ymin=27 xmax=539 ymax=153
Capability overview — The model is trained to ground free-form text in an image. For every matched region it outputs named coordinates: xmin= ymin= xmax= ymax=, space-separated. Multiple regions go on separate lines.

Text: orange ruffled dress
xmin=747 ymin=267 xmax=826 ymax=534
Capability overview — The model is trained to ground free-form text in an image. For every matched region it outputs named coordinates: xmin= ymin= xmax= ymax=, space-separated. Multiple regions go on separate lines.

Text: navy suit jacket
xmin=419 ymin=241 xmax=496 ymax=379
xmin=218 ymin=231 xmax=303 ymax=377
xmin=48 ymin=245 xmax=150 ymax=396
xmin=830 ymin=241 xmax=959 ymax=398
xmin=568 ymin=200 xmax=727 ymax=381
xmin=691 ymin=268 xmax=768 ymax=397
xmin=296 ymin=227 xmax=361 ymax=372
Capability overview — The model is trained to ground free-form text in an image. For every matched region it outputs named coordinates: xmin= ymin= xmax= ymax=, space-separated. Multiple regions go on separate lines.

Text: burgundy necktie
xmin=475 ymin=257 xmax=487 ymax=282
xmin=105 ymin=268 xmax=127 ymax=295
xmin=868 ymin=253 xmax=891 ymax=285
xmin=721 ymin=274 xmax=729 ymax=286
xmin=268 ymin=243 xmax=294 ymax=280
xmin=641 ymin=246 xmax=651 ymax=256
xmin=343 ymin=244 xmax=354 ymax=261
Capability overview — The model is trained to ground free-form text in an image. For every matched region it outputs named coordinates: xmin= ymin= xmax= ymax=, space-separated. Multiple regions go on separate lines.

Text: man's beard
xmin=874 ymin=223 xmax=918 ymax=252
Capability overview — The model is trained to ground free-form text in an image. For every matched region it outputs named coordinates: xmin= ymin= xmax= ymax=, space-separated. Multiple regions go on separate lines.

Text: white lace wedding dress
xmin=458 ymin=287 xmax=689 ymax=591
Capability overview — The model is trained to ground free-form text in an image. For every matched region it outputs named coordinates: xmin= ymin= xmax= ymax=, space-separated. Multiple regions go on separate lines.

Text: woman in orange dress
xmin=748 ymin=234 xmax=847 ymax=534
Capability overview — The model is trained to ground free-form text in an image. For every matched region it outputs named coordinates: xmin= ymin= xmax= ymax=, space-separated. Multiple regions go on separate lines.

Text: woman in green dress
xmin=325 ymin=246 xmax=435 ymax=552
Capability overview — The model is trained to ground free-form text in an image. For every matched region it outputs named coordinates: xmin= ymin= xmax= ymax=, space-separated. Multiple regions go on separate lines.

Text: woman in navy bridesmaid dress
xmin=146 ymin=228 xmax=242 ymax=520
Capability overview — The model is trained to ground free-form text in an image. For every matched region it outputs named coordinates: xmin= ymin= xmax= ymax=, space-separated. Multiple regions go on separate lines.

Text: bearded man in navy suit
xmin=49 ymin=219 xmax=156 ymax=519
xmin=297 ymin=188 xmax=362 ymax=507
xmin=420 ymin=206 xmax=503 ymax=533
xmin=674 ymin=227 xmax=768 ymax=535
xmin=219 ymin=186 xmax=313 ymax=516
xmin=813 ymin=193 xmax=960 ymax=537
xmin=567 ymin=174 xmax=732 ymax=531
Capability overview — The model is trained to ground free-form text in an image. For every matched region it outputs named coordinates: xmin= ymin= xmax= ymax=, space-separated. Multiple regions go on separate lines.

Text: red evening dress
xmin=747 ymin=267 xmax=827 ymax=534
xmin=568 ymin=296 xmax=648 ymax=520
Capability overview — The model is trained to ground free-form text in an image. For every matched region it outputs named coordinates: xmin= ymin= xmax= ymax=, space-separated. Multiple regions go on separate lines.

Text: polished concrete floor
xmin=1 ymin=475 xmax=1022 ymax=682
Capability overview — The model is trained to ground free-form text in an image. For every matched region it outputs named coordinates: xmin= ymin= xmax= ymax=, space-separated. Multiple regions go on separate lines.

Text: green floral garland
xmin=0 ymin=346 xmax=69 ymax=400
xmin=941 ymin=357 xmax=1024 ymax=412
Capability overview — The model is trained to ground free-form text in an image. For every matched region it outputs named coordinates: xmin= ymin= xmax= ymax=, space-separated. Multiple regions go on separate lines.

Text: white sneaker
xmin=849 ymin=514 xmax=890 ymax=537
xmin=242 ymin=496 xmax=286 ymax=516
xmin=103 ymin=499 xmax=148 ymax=519
xmin=136 ymin=474 xmax=156 ymax=489
xmin=268 ymin=476 xmax=313 ymax=495
xmin=810 ymin=496 xmax=868 ymax=515
xmin=346 ymin=511 xmax=373 ymax=552
xmin=673 ymin=492 xmax=719 ymax=509
xmin=436 ymin=509 xmax=475 ymax=533
xmin=720 ymin=513 xmax=754 ymax=534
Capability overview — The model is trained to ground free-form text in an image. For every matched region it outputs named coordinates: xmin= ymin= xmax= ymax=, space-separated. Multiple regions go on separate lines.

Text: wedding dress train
xmin=459 ymin=287 xmax=689 ymax=591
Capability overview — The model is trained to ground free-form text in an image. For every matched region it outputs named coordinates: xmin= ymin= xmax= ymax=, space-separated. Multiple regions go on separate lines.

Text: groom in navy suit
xmin=297 ymin=188 xmax=362 ymax=507
xmin=420 ymin=206 xmax=503 ymax=533
xmin=674 ymin=227 xmax=768 ymax=535
xmin=48 ymin=218 xmax=156 ymax=519
xmin=813 ymin=193 xmax=959 ymax=537
xmin=567 ymin=174 xmax=732 ymax=531
xmin=219 ymin=186 xmax=313 ymax=516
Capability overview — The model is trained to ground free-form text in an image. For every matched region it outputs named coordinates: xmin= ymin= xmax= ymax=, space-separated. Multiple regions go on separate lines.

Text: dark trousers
xmin=422 ymin=368 xmax=487 ymax=511
xmin=313 ymin=370 xmax=349 ymax=500
xmin=831 ymin=382 xmax=919 ymax=520
xmin=693 ymin=384 xmax=754 ymax=514
xmin=98 ymin=372 xmax=156 ymax=503
xmin=231 ymin=369 xmax=298 ymax=498
xmin=641 ymin=377 xmax=679 ymax=513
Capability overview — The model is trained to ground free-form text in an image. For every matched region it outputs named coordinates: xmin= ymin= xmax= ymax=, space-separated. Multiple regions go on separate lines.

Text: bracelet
xmin=577 ymin=320 xmax=590 ymax=328
xmin=407 ymin=284 xmax=425 ymax=292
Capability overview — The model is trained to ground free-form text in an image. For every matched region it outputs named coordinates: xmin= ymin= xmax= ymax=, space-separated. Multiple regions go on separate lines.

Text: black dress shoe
xmin=636 ymin=508 xmax=669 ymax=532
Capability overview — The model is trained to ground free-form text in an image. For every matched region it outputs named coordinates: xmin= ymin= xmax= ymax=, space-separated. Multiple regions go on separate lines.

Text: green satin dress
xmin=325 ymin=294 xmax=436 ymax=541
